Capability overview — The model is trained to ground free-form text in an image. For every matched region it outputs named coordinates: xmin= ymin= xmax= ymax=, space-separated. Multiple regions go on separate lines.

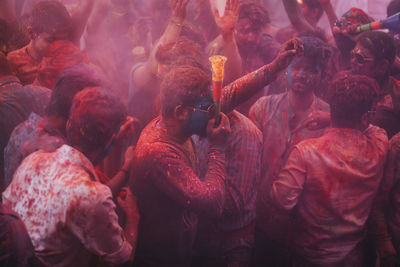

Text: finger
xmin=233 ymin=0 xmax=240 ymax=14
xmin=226 ymin=0 xmax=231 ymax=11
xmin=170 ymin=0 xmax=176 ymax=9
xmin=280 ymin=49 xmax=298 ymax=58
xmin=219 ymin=113 xmax=231 ymax=131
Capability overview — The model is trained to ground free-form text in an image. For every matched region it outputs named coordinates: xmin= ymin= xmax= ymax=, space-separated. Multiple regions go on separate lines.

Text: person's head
xmin=333 ymin=8 xmax=373 ymax=53
xmin=45 ymin=64 xmax=103 ymax=126
xmin=67 ymin=87 xmax=127 ymax=164
xmin=300 ymin=0 xmax=324 ymax=26
xmin=236 ymin=2 xmax=270 ymax=50
xmin=387 ymin=0 xmax=400 ymax=17
xmin=0 ymin=52 xmax=12 ymax=76
xmin=351 ymin=31 xmax=396 ymax=82
xmin=327 ymin=74 xmax=378 ymax=129
xmin=28 ymin=1 xmax=72 ymax=56
xmin=155 ymin=37 xmax=206 ymax=77
xmin=161 ymin=65 xmax=212 ymax=137
xmin=287 ymin=36 xmax=331 ymax=95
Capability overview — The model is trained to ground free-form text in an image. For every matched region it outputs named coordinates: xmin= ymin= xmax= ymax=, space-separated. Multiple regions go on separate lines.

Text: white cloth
xmin=2 ymin=145 xmax=132 ymax=267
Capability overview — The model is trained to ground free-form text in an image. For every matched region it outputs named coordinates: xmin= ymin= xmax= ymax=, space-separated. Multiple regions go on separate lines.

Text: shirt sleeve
xmin=148 ymin=142 xmax=226 ymax=217
xmin=271 ymin=147 xmax=306 ymax=211
xmin=221 ymin=64 xmax=278 ymax=114
xmin=223 ymin=123 xmax=262 ymax=214
xmin=386 ymin=135 xmax=400 ymax=255
xmin=364 ymin=126 xmax=395 ymax=258
xmin=67 ymin=184 xmax=133 ymax=265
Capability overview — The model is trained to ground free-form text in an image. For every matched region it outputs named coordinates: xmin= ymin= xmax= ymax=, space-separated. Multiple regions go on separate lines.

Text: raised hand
xmin=207 ymin=112 xmax=231 ymax=147
xmin=214 ymin=0 xmax=240 ymax=36
xmin=272 ymin=37 xmax=304 ymax=72
xmin=170 ymin=0 xmax=189 ymax=23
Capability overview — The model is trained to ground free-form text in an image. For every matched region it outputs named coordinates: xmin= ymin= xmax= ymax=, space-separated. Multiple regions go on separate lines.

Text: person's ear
xmin=174 ymin=105 xmax=190 ymax=122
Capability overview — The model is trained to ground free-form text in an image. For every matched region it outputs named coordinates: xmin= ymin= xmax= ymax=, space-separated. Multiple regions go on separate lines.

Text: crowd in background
xmin=2 ymin=0 xmax=400 ymax=266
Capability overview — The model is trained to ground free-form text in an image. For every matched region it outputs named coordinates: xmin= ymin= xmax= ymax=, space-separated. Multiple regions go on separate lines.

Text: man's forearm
xmin=222 ymin=32 xmax=242 ymax=84
xmin=221 ymin=63 xmax=279 ymax=114
xmin=282 ymin=0 xmax=314 ymax=33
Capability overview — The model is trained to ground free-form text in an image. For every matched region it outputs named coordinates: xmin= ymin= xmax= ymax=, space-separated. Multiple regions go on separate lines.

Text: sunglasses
xmin=350 ymin=50 xmax=374 ymax=65
xmin=192 ymin=103 xmax=217 ymax=119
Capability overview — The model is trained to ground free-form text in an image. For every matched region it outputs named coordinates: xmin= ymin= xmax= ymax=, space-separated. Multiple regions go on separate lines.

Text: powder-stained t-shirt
xmin=2 ymin=145 xmax=132 ymax=267
xmin=7 ymin=43 xmax=40 ymax=85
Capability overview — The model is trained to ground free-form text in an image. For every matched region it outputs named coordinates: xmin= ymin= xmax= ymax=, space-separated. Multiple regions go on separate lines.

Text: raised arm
xmin=282 ymin=0 xmax=314 ymax=33
xmin=70 ymin=0 xmax=95 ymax=45
xmin=318 ymin=0 xmax=338 ymax=30
xmin=132 ymin=0 xmax=189 ymax=89
xmin=221 ymin=37 xmax=303 ymax=113
xmin=211 ymin=0 xmax=242 ymax=84
xmin=145 ymin=115 xmax=230 ymax=217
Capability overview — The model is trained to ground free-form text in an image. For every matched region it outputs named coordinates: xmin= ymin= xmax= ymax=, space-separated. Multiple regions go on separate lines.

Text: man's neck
xmin=161 ymin=117 xmax=190 ymax=145
xmin=288 ymin=90 xmax=314 ymax=113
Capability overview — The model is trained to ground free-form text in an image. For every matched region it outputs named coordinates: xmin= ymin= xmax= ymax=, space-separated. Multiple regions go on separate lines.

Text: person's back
xmin=3 ymin=63 xmax=102 ymax=187
xmin=2 ymin=145 xmax=121 ymax=266
xmin=270 ymin=74 xmax=390 ymax=265
xmin=283 ymin=125 xmax=387 ymax=263
xmin=2 ymin=87 xmax=137 ymax=266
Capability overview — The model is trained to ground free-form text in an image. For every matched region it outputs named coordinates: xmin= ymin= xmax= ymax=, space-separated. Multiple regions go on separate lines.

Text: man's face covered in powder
xmin=236 ymin=18 xmax=262 ymax=50
xmin=287 ymin=57 xmax=322 ymax=95
xmin=350 ymin=43 xmax=376 ymax=78
xmin=184 ymin=97 xmax=215 ymax=137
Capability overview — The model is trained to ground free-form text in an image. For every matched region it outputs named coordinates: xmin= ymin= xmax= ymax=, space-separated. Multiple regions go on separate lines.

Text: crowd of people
xmin=1 ymin=0 xmax=400 ymax=266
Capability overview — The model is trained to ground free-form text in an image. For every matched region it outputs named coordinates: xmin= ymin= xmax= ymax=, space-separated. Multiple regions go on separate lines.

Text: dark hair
xmin=327 ymin=74 xmax=378 ymax=127
xmin=30 ymin=1 xmax=72 ymax=38
xmin=303 ymin=0 xmax=324 ymax=21
xmin=160 ymin=65 xmax=211 ymax=118
xmin=387 ymin=0 xmax=400 ymax=17
xmin=239 ymin=2 xmax=270 ymax=27
xmin=68 ymin=87 xmax=127 ymax=153
xmin=180 ymin=21 xmax=207 ymax=49
xmin=155 ymin=37 xmax=205 ymax=66
xmin=300 ymin=36 xmax=332 ymax=72
xmin=356 ymin=31 xmax=396 ymax=65
xmin=45 ymin=64 xmax=103 ymax=119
